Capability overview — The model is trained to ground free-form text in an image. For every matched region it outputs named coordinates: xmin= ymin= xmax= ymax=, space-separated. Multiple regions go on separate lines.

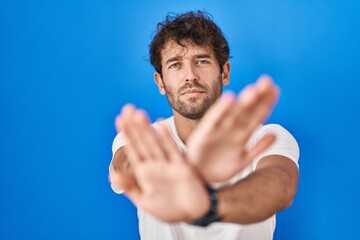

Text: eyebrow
xmin=165 ymin=53 xmax=212 ymax=65
xmin=165 ymin=56 xmax=181 ymax=65
xmin=194 ymin=54 xmax=212 ymax=59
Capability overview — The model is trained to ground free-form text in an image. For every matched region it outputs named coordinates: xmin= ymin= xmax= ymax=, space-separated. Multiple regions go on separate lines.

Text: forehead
xmin=161 ymin=40 xmax=215 ymax=62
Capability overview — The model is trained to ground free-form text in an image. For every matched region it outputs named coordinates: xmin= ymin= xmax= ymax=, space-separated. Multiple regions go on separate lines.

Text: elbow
xmin=281 ymin=179 xmax=298 ymax=209
xmin=283 ymin=193 xmax=295 ymax=209
xmin=278 ymin=163 xmax=299 ymax=210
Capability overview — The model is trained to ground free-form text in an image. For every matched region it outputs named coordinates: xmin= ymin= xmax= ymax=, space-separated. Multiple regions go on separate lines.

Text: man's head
xmin=150 ymin=11 xmax=230 ymax=76
xmin=150 ymin=11 xmax=231 ymax=119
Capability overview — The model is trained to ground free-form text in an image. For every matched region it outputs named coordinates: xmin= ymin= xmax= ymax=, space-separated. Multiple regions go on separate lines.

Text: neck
xmin=173 ymin=111 xmax=202 ymax=145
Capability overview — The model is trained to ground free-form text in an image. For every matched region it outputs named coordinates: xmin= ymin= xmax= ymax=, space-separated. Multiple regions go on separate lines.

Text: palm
xmin=118 ymin=105 xmax=209 ymax=222
xmin=187 ymin=76 xmax=279 ymax=183
xmin=187 ymin=125 xmax=250 ymax=183
xmin=130 ymin=157 xmax=208 ymax=222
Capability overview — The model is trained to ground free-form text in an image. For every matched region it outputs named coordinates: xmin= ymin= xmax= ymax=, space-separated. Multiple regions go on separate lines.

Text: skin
xmin=154 ymin=41 xmax=225 ymax=121
xmin=110 ymin=40 xmax=299 ymax=224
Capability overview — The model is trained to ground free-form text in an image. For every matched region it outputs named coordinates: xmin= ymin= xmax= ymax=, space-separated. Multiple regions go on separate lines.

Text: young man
xmin=109 ymin=11 xmax=299 ymax=240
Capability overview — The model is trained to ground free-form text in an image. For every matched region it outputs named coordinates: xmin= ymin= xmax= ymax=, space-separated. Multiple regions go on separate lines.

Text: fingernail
xmin=121 ymin=104 xmax=135 ymax=114
xmin=258 ymin=75 xmax=274 ymax=86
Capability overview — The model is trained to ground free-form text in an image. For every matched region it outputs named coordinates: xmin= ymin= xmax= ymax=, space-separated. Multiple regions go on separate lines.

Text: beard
xmin=163 ymin=75 xmax=223 ymax=119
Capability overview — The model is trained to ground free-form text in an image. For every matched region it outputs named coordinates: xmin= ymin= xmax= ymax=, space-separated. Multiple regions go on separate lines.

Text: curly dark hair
xmin=149 ymin=11 xmax=230 ymax=75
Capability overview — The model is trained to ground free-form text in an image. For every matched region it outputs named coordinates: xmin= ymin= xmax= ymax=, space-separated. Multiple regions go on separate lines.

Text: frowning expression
xmin=154 ymin=40 xmax=230 ymax=119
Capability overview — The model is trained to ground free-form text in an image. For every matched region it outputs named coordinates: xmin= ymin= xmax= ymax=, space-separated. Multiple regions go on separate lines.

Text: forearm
xmin=217 ymin=156 xmax=298 ymax=224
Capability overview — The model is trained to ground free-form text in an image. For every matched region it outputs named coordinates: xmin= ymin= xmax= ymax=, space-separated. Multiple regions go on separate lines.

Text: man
xmin=109 ymin=11 xmax=299 ymax=240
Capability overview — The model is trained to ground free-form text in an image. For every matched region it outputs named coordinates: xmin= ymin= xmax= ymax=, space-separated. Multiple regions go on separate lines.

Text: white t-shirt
xmin=110 ymin=116 xmax=299 ymax=240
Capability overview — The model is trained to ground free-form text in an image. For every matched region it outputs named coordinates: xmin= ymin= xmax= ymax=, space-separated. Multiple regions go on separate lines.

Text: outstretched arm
xmin=217 ymin=155 xmax=299 ymax=224
xmin=185 ymin=75 xmax=299 ymax=223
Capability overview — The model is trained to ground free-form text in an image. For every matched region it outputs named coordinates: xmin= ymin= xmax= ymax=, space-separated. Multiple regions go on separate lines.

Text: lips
xmin=181 ymin=88 xmax=205 ymax=95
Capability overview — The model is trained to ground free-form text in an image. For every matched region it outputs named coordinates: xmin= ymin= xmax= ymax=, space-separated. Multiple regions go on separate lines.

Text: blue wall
xmin=1 ymin=1 xmax=359 ymax=239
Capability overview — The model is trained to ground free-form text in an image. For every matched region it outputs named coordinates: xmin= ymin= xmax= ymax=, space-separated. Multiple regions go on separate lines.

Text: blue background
xmin=1 ymin=0 xmax=359 ymax=239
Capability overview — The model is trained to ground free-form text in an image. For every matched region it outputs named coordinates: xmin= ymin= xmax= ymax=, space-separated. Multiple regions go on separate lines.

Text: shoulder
xmin=254 ymin=124 xmax=294 ymax=138
xmin=251 ymin=124 xmax=300 ymax=168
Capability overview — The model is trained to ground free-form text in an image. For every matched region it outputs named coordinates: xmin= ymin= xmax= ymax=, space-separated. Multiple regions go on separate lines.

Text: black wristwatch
xmin=191 ymin=185 xmax=222 ymax=227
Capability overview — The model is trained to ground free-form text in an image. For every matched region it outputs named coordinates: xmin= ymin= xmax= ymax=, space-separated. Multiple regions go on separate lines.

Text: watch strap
xmin=191 ymin=185 xmax=222 ymax=227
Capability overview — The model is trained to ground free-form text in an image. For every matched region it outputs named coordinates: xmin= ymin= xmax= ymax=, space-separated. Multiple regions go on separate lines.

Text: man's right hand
xmin=186 ymin=75 xmax=280 ymax=183
xmin=115 ymin=105 xmax=210 ymax=223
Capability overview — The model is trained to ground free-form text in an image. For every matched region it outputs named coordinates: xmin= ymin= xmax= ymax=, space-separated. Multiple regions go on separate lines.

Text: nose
xmin=184 ymin=63 xmax=199 ymax=82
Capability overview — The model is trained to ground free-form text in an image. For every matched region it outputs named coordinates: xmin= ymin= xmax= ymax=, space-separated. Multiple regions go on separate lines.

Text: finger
xmin=157 ymin=122 xmax=183 ymax=163
xmin=246 ymin=133 xmax=277 ymax=161
xmin=234 ymin=83 xmax=263 ymax=127
xmin=124 ymin=183 xmax=142 ymax=207
xmin=123 ymin=107 xmax=168 ymax=162
xmin=231 ymin=76 xmax=279 ymax=145
xmin=134 ymin=110 xmax=168 ymax=161
xmin=238 ymin=77 xmax=279 ymax=140
xmin=250 ymin=76 xmax=279 ymax=119
xmin=123 ymin=132 xmax=143 ymax=165
xmin=110 ymin=166 xmax=138 ymax=193
xmin=224 ymin=84 xmax=260 ymax=132
xmin=122 ymin=106 xmax=153 ymax=161
xmin=195 ymin=91 xmax=236 ymax=135
xmin=204 ymin=91 xmax=236 ymax=124
xmin=214 ymin=84 xmax=260 ymax=147
xmin=236 ymin=75 xmax=277 ymax=119
xmin=118 ymin=104 xmax=135 ymax=133
xmin=121 ymin=106 xmax=144 ymax=164
xmin=250 ymin=76 xmax=280 ymax=124
xmin=229 ymin=134 xmax=277 ymax=175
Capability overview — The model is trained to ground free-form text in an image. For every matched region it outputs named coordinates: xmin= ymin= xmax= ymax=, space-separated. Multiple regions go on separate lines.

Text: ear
xmin=154 ymin=72 xmax=166 ymax=95
xmin=221 ymin=62 xmax=230 ymax=86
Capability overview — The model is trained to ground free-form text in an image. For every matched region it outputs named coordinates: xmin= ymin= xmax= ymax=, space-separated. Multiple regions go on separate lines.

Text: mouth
xmin=181 ymin=88 xmax=205 ymax=95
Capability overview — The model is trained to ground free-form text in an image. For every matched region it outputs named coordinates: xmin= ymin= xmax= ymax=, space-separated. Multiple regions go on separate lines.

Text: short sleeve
xmin=251 ymin=124 xmax=300 ymax=169
xmin=112 ymin=132 xmax=126 ymax=157
xmin=109 ymin=132 xmax=126 ymax=194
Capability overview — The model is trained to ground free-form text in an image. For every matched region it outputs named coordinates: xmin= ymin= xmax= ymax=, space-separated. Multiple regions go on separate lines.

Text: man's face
xmin=154 ymin=41 xmax=230 ymax=119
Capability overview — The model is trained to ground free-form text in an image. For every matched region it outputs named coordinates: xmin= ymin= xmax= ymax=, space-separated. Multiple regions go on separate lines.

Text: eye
xmin=197 ymin=59 xmax=210 ymax=65
xmin=169 ymin=62 xmax=180 ymax=69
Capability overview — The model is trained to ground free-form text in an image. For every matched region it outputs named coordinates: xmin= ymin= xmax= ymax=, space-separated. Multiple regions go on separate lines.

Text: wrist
xmin=191 ymin=185 xmax=222 ymax=227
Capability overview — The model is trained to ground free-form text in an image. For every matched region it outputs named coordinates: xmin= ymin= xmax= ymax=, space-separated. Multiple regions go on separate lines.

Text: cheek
xmin=199 ymin=68 xmax=218 ymax=79
xmin=163 ymin=82 xmax=177 ymax=95
xmin=162 ymin=77 xmax=182 ymax=92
